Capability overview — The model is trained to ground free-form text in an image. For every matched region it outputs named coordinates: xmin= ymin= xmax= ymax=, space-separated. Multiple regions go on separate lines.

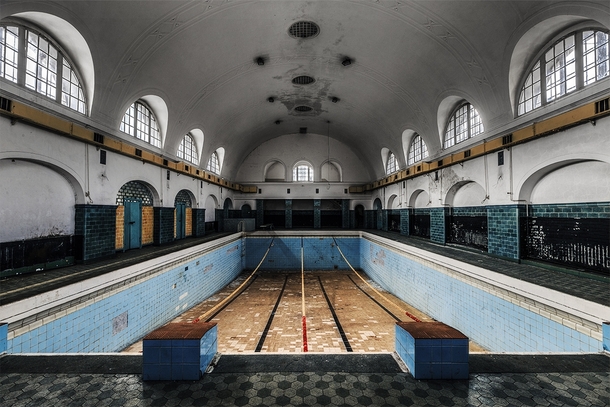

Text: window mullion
xmin=575 ymin=31 xmax=584 ymax=90
xmin=16 ymin=26 xmax=26 ymax=87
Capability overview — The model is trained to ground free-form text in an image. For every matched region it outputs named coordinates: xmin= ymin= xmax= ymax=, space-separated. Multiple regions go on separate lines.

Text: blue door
xmin=176 ymin=203 xmax=186 ymax=240
xmin=124 ymin=199 xmax=142 ymax=250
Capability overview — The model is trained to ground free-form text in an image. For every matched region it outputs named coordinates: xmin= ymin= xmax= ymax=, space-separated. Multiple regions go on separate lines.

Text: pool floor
xmin=123 ymin=270 xmax=485 ymax=354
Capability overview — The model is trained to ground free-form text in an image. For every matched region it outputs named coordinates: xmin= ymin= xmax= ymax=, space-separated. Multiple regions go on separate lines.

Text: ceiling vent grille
xmin=294 ymin=106 xmax=313 ymax=112
xmin=292 ymin=75 xmax=315 ymax=85
xmin=288 ymin=21 xmax=319 ymax=38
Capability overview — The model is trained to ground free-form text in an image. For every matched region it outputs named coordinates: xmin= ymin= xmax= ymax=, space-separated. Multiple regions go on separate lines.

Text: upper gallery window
xmin=293 ymin=162 xmax=314 ymax=182
xmin=386 ymin=152 xmax=398 ymax=175
xmin=177 ymin=133 xmax=198 ymax=165
xmin=407 ymin=134 xmax=429 ymax=165
xmin=120 ymin=101 xmax=161 ymax=148
xmin=444 ymin=103 xmax=483 ymax=149
xmin=0 ymin=24 xmax=86 ymax=114
xmin=518 ymin=29 xmax=609 ymax=115
xmin=206 ymin=151 xmax=220 ymax=175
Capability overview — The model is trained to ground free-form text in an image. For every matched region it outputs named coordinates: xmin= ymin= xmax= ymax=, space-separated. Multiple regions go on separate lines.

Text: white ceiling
xmin=2 ymin=1 xmax=608 ymax=180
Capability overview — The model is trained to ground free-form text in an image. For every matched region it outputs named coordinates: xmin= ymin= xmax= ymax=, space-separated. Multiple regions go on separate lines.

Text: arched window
xmin=0 ymin=23 xmax=86 ymax=114
xmin=407 ymin=134 xmax=429 ymax=165
xmin=386 ymin=152 xmax=398 ymax=175
xmin=444 ymin=103 xmax=483 ymax=149
xmin=120 ymin=101 xmax=161 ymax=148
xmin=206 ymin=151 xmax=220 ymax=174
xmin=177 ymin=133 xmax=198 ymax=165
xmin=293 ymin=162 xmax=314 ymax=182
xmin=518 ymin=29 xmax=609 ymax=115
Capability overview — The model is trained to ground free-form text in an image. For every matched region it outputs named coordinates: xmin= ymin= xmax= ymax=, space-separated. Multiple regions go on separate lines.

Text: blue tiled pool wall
xmin=7 ymin=240 xmax=243 ymax=353
xmin=360 ymin=238 xmax=601 ymax=352
xmin=244 ymin=236 xmax=361 ymax=271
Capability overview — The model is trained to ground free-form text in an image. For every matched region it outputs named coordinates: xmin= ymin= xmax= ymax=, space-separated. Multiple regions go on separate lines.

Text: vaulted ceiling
xmin=2 ymin=1 xmax=608 ymax=180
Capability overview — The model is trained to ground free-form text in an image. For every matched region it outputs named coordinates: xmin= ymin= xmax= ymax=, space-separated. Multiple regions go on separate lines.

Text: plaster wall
xmin=235 ymin=133 xmax=371 ymax=183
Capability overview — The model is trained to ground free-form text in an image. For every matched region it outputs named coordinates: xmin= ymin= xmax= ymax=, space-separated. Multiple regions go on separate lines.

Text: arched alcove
xmin=409 ymin=190 xmax=430 ymax=208
xmin=205 ymin=195 xmax=218 ymax=222
xmin=0 ymin=159 xmax=76 ymax=241
xmin=445 ymin=181 xmax=487 ymax=207
xmin=264 ymin=160 xmax=286 ymax=181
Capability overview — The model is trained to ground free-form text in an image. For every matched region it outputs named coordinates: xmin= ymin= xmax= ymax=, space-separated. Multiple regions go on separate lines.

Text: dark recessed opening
xmin=498 ymin=151 xmax=505 ymax=166
xmin=100 ymin=150 xmax=106 ymax=165
xmin=299 ymin=127 xmax=307 ymax=134
xmin=295 ymin=106 xmax=313 ymax=113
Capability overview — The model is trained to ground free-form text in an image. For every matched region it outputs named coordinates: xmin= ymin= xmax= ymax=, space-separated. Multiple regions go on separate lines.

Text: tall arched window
xmin=177 ymin=133 xmax=198 ymax=165
xmin=518 ymin=28 xmax=609 ymax=115
xmin=407 ymin=134 xmax=429 ymax=165
xmin=206 ymin=151 xmax=220 ymax=174
xmin=293 ymin=161 xmax=314 ymax=182
xmin=386 ymin=152 xmax=398 ymax=175
xmin=120 ymin=101 xmax=161 ymax=148
xmin=444 ymin=103 xmax=483 ymax=149
xmin=0 ymin=23 xmax=86 ymax=114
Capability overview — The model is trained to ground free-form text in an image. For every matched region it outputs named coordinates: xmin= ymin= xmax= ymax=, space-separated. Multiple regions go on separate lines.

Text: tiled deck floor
xmin=1 ymin=353 xmax=608 ymax=406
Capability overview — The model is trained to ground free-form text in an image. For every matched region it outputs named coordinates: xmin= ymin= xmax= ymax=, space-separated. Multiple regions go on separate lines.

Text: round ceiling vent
xmin=288 ymin=21 xmax=320 ymax=38
xmin=292 ymin=75 xmax=315 ymax=85
xmin=294 ymin=105 xmax=313 ymax=112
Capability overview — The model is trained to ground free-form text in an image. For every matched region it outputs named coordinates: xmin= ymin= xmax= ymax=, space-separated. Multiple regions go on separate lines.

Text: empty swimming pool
xmin=1 ymin=231 xmax=607 ymax=355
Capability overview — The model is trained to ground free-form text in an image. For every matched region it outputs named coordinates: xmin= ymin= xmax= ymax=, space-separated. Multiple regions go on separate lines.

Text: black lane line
xmin=346 ymin=274 xmax=402 ymax=322
xmin=255 ymin=274 xmax=289 ymax=352
xmin=205 ymin=275 xmax=259 ymax=322
xmin=317 ymin=275 xmax=353 ymax=352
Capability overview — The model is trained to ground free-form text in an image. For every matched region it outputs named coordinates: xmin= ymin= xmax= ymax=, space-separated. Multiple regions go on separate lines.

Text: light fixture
xmin=341 ymin=57 xmax=352 ymax=66
xmin=275 ymin=120 xmax=282 ymax=125
xmin=331 ymin=97 xmax=339 ymax=103
xmin=268 ymin=97 xmax=274 ymax=103
xmin=256 ymin=57 xmax=265 ymax=66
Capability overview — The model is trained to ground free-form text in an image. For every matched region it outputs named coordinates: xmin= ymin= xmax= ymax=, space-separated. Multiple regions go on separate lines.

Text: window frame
xmin=0 ymin=22 xmax=87 ymax=114
xmin=407 ymin=134 xmax=429 ymax=165
xmin=177 ymin=133 xmax=199 ymax=165
xmin=206 ymin=151 xmax=220 ymax=175
xmin=292 ymin=162 xmax=314 ymax=182
xmin=120 ymin=100 xmax=161 ymax=148
xmin=517 ymin=27 xmax=609 ymax=116
xmin=443 ymin=102 xmax=484 ymax=149
xmin=385 ymin=152 xmax=398 ymax=175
